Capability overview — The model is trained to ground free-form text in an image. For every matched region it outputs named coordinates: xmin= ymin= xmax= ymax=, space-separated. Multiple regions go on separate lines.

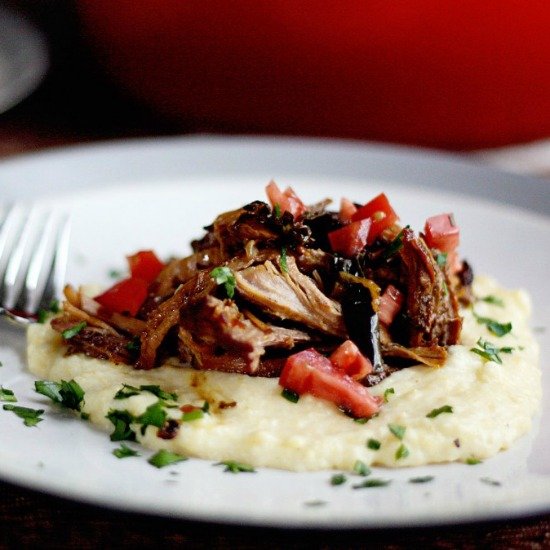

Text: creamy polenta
xmin=27 ymin=276 xmax=541 ymax=471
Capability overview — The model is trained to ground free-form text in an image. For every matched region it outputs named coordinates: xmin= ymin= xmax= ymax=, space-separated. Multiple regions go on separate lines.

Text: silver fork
xmin=0 ymin=203 xmax=70 ymax=324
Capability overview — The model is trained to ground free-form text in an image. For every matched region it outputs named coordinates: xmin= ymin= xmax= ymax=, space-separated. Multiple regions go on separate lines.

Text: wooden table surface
xmin=1 ymin=25 xmax=549 ymax=546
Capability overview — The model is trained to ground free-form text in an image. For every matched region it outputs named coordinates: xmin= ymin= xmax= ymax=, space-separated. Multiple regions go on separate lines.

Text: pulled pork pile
xmin=51 ymin=189 xmax=473 ymax=389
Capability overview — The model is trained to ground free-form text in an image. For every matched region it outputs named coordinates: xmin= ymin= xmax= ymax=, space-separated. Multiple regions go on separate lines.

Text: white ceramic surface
xmin=0 ymin=137 xmax=548 ymax=528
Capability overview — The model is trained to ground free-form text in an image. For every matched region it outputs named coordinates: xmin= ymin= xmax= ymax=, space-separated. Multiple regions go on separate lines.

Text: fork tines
xmin=0 ymin=203 xmax=70 ymax=322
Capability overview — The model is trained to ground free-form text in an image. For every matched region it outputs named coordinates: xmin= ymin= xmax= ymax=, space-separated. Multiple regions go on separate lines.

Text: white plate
xmin=0 ymin=137 xmax=549 ymax=528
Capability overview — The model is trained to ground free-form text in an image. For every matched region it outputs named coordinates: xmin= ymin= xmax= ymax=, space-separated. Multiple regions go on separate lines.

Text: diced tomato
xmin=94 ymin=277 xmax=149 ymax=316
xmin=351 ymin=192 xmax=399 ymax=244
xmin=265 ymin=180 xmax=307 ymax=219
xmin=378 ymin=284 xmax=404 ymax=326
xmin=338 ymin=197 xmax=358 ymax=223
xmin=279 ymin=348 xmax=381 ymax=418
xmin=328 ymin=218 xmax=371 ymax=256
xmin=330 ymin=340 xmax=373 ymax=380
xmin=127 ymin=250 xmax=165 ymax=283
xmin=423 ymin=213 xmax=460 ymax=253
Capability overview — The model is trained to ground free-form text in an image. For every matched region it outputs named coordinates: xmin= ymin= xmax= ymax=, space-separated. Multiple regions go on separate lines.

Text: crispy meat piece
xmin=399 ymin=228 xmax=462 ymax=347
xmin=136 ymin=270 xmax=215 ymax=370
xmin=58 ymin=324 xmax=132 ymax=365
xmin=179 ymin=295 xmax=311 ymax=374
xmin=235 ymin=256 xmax=346 ymax=337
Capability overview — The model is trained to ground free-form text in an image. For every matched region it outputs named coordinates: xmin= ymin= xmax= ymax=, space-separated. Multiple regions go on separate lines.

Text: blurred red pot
xmin=76 ymin=1 xmax=550 ymax=149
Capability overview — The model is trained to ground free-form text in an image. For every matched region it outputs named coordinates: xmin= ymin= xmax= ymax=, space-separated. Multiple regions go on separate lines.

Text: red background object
xmin=76 ymin=1 xmax=550 ymax=149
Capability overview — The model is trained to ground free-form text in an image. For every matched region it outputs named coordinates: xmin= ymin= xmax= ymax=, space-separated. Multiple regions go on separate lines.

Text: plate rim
xmin=0 ymin=136 xmax=548 ymax=529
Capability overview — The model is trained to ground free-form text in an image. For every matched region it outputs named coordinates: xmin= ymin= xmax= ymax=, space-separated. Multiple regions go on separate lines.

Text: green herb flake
xmin=473 ymin=311 xmax=512 ymax=337
xmin=139 ymin=385 xmax=178 ymax=402
xmin=279 ymin=246 xmax=288 ymax=273
xmin=383 ymin=227 xmax=408 ymax=259
xmin=480 ymin=295 xmax=504 ymax=307
xmin=106 ymin=409 xmax=136 ymax=442
xmin=409 ymin=476 xmax=434 ymax=484
xmin=353 ymin=460 xmax=371 ymax=477
xmin=210 ymin=266 xmax=236 ymax=299
xmin=148 ymin=449 xmax=187 ymax=469
xmin=215 ymin=460 xmax=256 ymax=474
xmin=470 ymin=338 xmax=513 ymax=364
xmin=3 ymin=404 xmax=44 ymax=427
xmin=330 ymin=473 xmax=347 ymax=486
xmin=352 ymin=478 xmax=391 ymax=489
xmin=181 ymin=408 xmax=204 ymax=422
xmin=125 ymin=338 xmax=141 ymax=353
xmin=480 ymin=477 xmax=501 ymax=487
xmin=114 ymin=384 xmax=141 ymax=400
xmin=383 ymin=387 xmax=395 ymax=403
xmin=0 ymin=386 xmax=17 ymax=403
xmin=37 ymin=300 xmax=60 ymax=323
xmin=426 ymin=405 xmax=453 ymax=418
xmin=367 ymin=438 xmax=381 ymax=450
xmin=137 ymin=401 xmax=168 ymax=435
xmin=354 ymin=417 xmax=369 ymax=424
xmin=388 ymin=423 xmax=406 ymax=440
xmin=113 ymin=443 xmax=140 ymax=459
xmin=281 ymin=388 xmax=300 ymax=403
xmin=273 ymin=203 xmax=282 ymax=219
xmin=395 ymin=443 xmax=409 ymax=460
xmin=35 ymin=379 xmax=85 ymax=411
xmin=435 ymin=252 xmax=448 ymax=268
xmin=466 ymin=457 xmax=482 ymax=465
xmin=61 ymin=321 xmax=87 ymax=340
xmin=108 ymin=268 xmax=123 ymax=279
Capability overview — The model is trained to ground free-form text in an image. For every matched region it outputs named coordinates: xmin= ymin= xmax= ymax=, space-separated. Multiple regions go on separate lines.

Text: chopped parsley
xmin=3 ymin=404 xmax=44 ymax=427
xmin=409 ymin=476 xmax=434 ymax=484
xmin=125 ymin=337 xmax=141 ymax=354
xmin=139 ymin=385 xmax=178 ymax=401
xmin=480 ymin=295 xmax=504 ymax=307
xmin=114 ymin=384 xmax=177 ymax=402
xmin=383 ymin=227 xmax=408 ymax=259
xmin=367 ymin=438 xmax=381 ymax=450
xmin=148 ymin=449 xmax=187 ymax=468
xmin=330 ymin=473 xmax=347 ymax=486
xmin=215 ymin=460 xmax=256 ymax=473
xmin=470 ymin=338 xmax=513 ymax=364
xmin=35 ymin=379 xmax=85 ymax=411
xmin=279 ymin=246 xmax=288 ymax=273
xmin=435 ymin=252 xmax=448 ymax=268
xmin=37 ymin=299 xmax=60 ymax=323
xmin=114 ymin=385 xmax=141 ymax=400
xmin=181 ymin=408 xmax=204 ymax=422
xmin=426 ymin=405 xmax=453 ymax=418
xmin=113 ymin=443 xmax=140 ymax=459
xmin=466 ymin=457 xmax=482 ymax=465
xmin=395 ymin=443 xmax=409 ymax=460
xmin=352 ymin=478 xmax=391 ymax=489
xmin=106 ymin=409 xmax=137 ymax=441
xmin=273 ymin=203 xmax=282 ymax=219
xmin=281 ymin=388 xmax=300 ymax=403
xmin=383 ymin=387 xmax=395 ymax=402
xmin=473 ymin=311 xmax=512 ymax=337
xmin=210 ymin=266 xmax=236 ymax=299
xmin=388 ymin=423 xmax=406 ymax=440
xmin=0 ymin=386 xmax=17 ymax=403
xmin=137 ymin=400 xmax=168 ymax=435
xmin=353 ymin=460 xmax=371 ymax=476
xmin=61 ymin=322 xmax=87 ymax=340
